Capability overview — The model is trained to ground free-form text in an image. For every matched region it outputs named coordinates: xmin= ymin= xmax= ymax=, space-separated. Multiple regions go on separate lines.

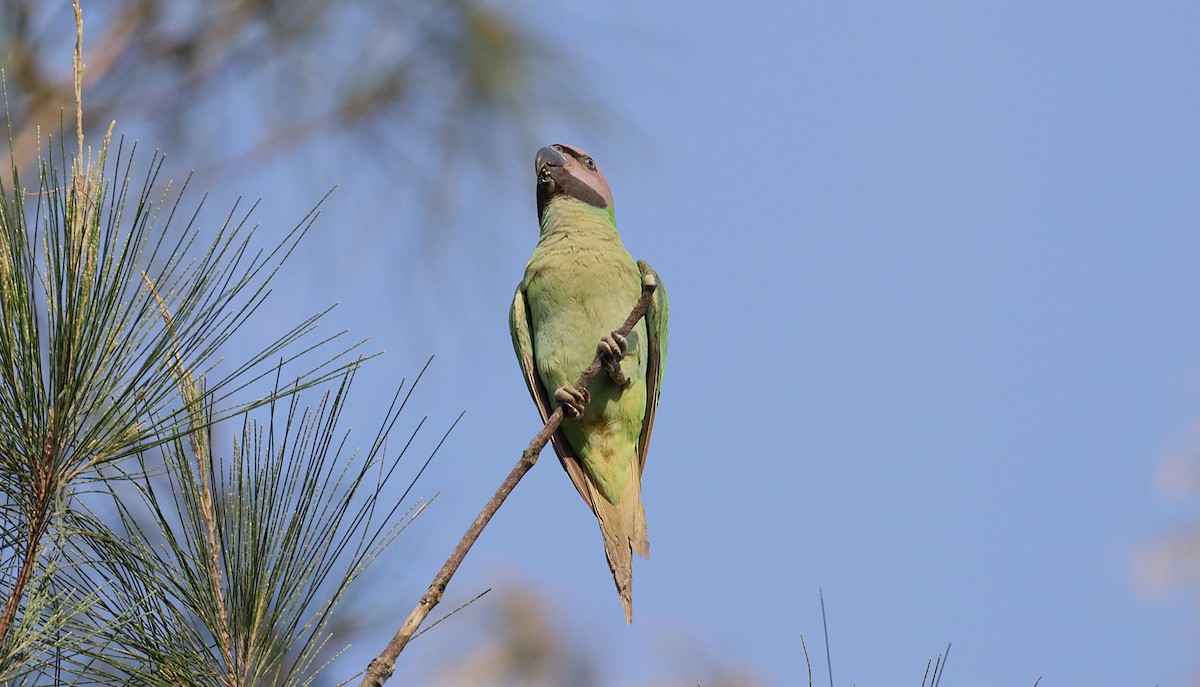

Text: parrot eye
xmin=584 ymin=157 xmax=596 ymax=170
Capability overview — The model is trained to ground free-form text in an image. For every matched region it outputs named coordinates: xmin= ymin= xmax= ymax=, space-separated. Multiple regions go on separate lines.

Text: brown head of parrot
xmin=535 ymin=143 xmax=612 ymax=220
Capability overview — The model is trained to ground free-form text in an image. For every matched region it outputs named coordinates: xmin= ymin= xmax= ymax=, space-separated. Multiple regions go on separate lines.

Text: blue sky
xmin=209 ymin=1 xmax=1199 ymax=684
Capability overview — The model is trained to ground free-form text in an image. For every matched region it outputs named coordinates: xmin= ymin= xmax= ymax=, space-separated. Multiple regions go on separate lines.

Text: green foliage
xmin=69 ymin=373 xmax=434 ymax=685
xmin=0 ymin=134 xmax=438 ymax=684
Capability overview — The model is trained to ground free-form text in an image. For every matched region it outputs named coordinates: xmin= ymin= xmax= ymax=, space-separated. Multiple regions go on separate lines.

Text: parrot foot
xmin=554 ymin=385 xmax=590 ymax=417
xmin=597 ymin=331 xmax=628 ymax=385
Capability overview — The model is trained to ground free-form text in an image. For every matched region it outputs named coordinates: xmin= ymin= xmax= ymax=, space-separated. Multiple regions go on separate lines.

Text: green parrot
xmin=510 ymin=143 xmax=669 ymax=623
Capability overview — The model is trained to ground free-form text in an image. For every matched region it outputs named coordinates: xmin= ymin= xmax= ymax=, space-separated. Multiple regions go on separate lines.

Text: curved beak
xmin=535 ymin=146 xmax=568 ymax=176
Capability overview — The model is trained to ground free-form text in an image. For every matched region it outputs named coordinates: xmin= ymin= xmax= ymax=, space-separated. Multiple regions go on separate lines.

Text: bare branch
xmin=355 ymin=275 xmax=659 ymax=687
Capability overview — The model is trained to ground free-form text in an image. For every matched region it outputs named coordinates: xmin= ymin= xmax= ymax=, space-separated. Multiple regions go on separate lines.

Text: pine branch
xmin=0 ymin=483 xmax=52 ymax=647
xmin=142 ymin=269 xmax=237 ymax=682
xmin=0 ymin=0 xmax=88 ymax=652
xmin=355 ymin=275 xmax=659 ymax=687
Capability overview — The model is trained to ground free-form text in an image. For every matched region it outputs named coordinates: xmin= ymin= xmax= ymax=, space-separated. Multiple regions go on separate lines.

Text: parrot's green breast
xmin=521 ymin=201 xmax=648 ymax=503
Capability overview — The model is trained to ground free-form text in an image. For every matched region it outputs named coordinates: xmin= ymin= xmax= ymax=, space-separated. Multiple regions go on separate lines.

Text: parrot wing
xmin=636 ymin=260 xmax=669 ymax=476
xmin=510 ymin=283 xmax=597 ymax=510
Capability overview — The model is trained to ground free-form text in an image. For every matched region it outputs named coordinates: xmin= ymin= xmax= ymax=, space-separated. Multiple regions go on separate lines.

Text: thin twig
xmin=142 ymin=270 xmax=236 ymax=679
xmin=800 ymin=634 xmax=814 ymax=687
xmin=820 ymin=589 xmax=834 ymax=687
xmin=412 ymin=588 xmax=491 ymax=640
xmin=355 ymin=276 xmax=659 ymax=687
xmin=73 ymin=0 xmax=84 ymax=163
xmin=933 ymin=643 xmax=951 ymax=687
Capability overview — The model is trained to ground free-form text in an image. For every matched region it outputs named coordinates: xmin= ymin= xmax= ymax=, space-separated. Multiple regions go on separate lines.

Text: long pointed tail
xmin=586 ymin=466 xmax=649 ymax=623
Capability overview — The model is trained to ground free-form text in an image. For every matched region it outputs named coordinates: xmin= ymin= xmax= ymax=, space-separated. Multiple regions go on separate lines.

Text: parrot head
xmin=535 ymin=143 xmax=613 ymax=220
